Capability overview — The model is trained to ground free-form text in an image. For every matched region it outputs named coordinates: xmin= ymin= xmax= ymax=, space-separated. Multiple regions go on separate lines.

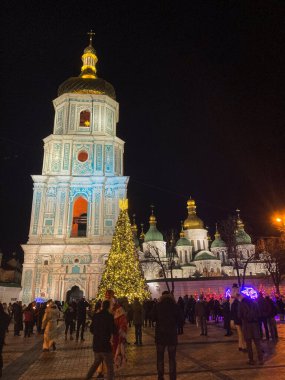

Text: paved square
xmin=2 ymin=321 xmax=285 ymax=379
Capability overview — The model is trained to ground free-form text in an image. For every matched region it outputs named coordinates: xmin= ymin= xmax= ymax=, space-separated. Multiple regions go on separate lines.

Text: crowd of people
xmin=0 ymin=287 xmax=284 ymax=379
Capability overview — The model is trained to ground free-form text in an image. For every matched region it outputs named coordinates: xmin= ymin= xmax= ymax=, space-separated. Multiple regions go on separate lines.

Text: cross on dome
xmin=87 ymin=30 xmax=95 ymax=46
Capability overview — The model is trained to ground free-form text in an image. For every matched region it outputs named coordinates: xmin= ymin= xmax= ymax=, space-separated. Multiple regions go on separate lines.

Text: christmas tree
xmin=97 ymin=199 xmax=150 ymax=302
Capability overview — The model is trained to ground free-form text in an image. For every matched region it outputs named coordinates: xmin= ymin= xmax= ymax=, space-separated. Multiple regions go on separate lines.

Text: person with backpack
xmin=239 ymin=294 xmax=263 ymax=365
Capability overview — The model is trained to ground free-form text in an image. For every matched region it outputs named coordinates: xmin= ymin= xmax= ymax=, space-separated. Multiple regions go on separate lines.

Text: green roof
xmin=176 ymin=237 xmax=192 ymax=247
xmin=236 ymin=229 xmax=251 ymax=244
xmin=194 ymin=251 xmax=220 ymax=261
xmin=144 ymin=225 xmax=164 ymax=242
xmin=211 ymin=237 xmax=226 ymax=248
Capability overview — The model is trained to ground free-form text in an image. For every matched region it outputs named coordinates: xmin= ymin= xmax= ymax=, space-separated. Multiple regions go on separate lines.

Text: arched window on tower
xmin=79 ymin=110 xmax=91 ymax=127
xmin=71 ymin=196 xmax=88 ymax=237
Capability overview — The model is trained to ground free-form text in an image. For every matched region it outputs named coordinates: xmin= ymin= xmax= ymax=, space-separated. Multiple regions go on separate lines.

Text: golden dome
xmin=183 ymin=197 xmax=204 ymax=230
xmin=58 ymin=32 xmax=116 ymax=99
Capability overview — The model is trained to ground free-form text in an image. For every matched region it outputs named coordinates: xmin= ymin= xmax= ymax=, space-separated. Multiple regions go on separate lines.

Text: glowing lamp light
xmin=241 ymin=286 xmax=258 ymax=300
xmin=34 ymin=297 xmax=46 ymax=303
xmin=225 ymin=288 xmax=231 ymax=298
xmin=276 ymin=218 xmax=282 ymax=223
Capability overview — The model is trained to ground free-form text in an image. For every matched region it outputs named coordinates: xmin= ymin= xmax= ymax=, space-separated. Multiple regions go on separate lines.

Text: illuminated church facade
xmin=21 ymin=36 xmax=268 ymax=304
xmin=137 ymin=199 xmax=268 ymax=281
xmin=21 ymin=35 xmax=128 ymax=304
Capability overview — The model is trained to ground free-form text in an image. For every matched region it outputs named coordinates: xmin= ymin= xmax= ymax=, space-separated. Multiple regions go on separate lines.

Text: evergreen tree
xmin=97 ymin=200 xmax=150 ymax=302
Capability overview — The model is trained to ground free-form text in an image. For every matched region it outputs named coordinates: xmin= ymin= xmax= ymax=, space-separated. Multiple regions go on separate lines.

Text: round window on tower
xmin=78 ymin=150 xmax=88 ymax=162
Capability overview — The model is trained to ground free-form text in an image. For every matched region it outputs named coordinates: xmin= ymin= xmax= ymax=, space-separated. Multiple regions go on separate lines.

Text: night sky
xmin=1 ymin=0 xmax=285 ymax=258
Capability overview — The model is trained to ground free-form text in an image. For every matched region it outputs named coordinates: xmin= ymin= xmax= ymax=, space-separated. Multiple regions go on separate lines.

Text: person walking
xmin=264 ymin=296 xmax=278 ymax=341
xmin=239 ymin=294 xmax=263 ymax=365
xmin=222 ymin=296 xmax=232 ymax=336
xmin=231 ymin=295 xmax=246 ymax=352
xmin=12 ymin=301 xmax=23 ymax=336
xmin=151 ymin=291 xmax=183 ymax=380
xmin=195 ymin=295 xmax=208 ymax=336
xmin=85 ymin=300 xmax=117 ymax=380
xmin=257 ymin=292 xmax=270 ymax=340
xmin=23 ymin=305 xmax=33 ymax=338
xmin=41 ymin=301 xmax=60 ymax=352
xmin=0 ymin=303 xmax=10 ymax=378
xmin=132 ymin=297 xmax=144 ymax=346
xmin=177 ymin=297 xmax=184 ymax=335
xmin=64 ymin=303 xmax=76 ymax=340
xmin=76 ymin=297 xmax=90 ymax=342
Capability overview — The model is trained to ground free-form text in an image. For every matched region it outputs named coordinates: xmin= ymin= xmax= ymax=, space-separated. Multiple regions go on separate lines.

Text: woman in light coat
xmin=42 ymin=301 xmax=60 ymax=352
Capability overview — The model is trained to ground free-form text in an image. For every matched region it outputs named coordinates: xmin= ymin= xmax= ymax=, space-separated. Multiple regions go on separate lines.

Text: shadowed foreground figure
xmin=86 ymin=300 xmax=117 ymax=380
xmin=239 ymin=294 xmax=263 ymax=365
xmin=152 ymin=291 xmax=183 ymax=380
xmin=0 ymin=303 xmax=10 ymax=378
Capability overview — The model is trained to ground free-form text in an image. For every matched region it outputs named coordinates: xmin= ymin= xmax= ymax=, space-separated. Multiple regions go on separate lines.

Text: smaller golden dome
xmin=131 ymin=214 xmax=138 ymax=232
xmin=149 ymin=214 xmax=156 ymax=224
xmin=183 ymin=197 xmax=204 ymax=230
xmin=187 ymin=199 xmax=195 ymax=207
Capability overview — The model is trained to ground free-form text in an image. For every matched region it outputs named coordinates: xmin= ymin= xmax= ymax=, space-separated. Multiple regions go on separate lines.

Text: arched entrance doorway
xmin=71 ymin=197 xmax=88 ymax=237
xmin=66 ymin=285 xmax=83 ymax=303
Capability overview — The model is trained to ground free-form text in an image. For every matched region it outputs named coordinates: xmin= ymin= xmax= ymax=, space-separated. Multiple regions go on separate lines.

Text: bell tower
xmin=21 ymin=33 xmax=128 ymax=304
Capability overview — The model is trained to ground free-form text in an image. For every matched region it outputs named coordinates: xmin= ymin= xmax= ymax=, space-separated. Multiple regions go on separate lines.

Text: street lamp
xmin=272 ymin=213 xmax=285 ymax=235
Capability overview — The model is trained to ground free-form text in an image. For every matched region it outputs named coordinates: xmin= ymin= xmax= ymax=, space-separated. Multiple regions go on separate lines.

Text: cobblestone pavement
xmin=2 ymin=320 xmax=285 ymax=380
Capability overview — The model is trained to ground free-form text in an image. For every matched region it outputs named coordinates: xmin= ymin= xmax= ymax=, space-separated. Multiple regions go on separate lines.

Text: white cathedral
xmin=21 ymin=36 xmax=268 ymax=304
xmin=135 ymin=199 xmax=268 ymax=281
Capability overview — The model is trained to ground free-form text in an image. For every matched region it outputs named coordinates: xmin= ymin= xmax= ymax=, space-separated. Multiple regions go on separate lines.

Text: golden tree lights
xmin=97 ymin=200 xmax=150 ymax=302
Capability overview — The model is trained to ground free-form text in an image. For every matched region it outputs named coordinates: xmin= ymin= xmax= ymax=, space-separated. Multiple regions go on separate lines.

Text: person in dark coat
xmin=187 ymin=295 xmax=196 ymax=324
xmin=64 ymin=304 xmax=76 ymax=340
xmin=132 ymin=298 xmax=144 ymax=345
xmin=76 ymin=297 xmax=90 ymax=341
xmin=231 ymin=296 xmax=246 ymax=351
xmin=195 ymin=295 xmax=208 ymax=336
xmin=265 ymin=296 xmax=278 ymax=341
xmin=177 ymin=297 xmax=184 ymax=335
xmin=85 ymin=300 xmax=117 ymax=380
xmin=222 ymin=297 xmax=232 ymax=336
xmin=37 ymin=303 xmax=46 ymax=334
xmin=12 ymin=301 xmax=23 ymax=336
xmin=276 ymin=296 xmax=285 ymax=321
xmin=0 ymin=303 xmax=10 ymax=378
xmin=151 ymin=291 xmax=183 ymax=380
xmin=257 ymin=292 xmax=270 ymax=340
xmin=239 ymin=294 xmax=263 ymax=365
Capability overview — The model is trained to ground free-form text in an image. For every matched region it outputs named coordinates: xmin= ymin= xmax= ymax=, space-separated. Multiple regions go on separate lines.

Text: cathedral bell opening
xmin=71 ymin=197 xmax=88 ymax=237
